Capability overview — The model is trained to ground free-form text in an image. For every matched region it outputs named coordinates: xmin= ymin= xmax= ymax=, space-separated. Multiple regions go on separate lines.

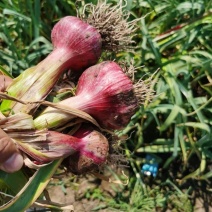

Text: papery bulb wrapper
xmin=51 ymin=16 xmax=102 ymax=72
xmin=1 ymin=16 xmax=102 ymax=115
xmin=74 ymin=61 xmax=139 ymax=129
xmin=15 ymin=125 xmax=109 ymax=166
xmin=34 ymin=61 xmax=138 ymax=130
xmin=64 ymin=125 xmax=109 ymax=175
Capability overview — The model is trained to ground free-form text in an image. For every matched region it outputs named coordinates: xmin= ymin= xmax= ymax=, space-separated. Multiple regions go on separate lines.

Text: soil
xmin=46 ymin=174 xmax=212 ymax=212
xmin=47 ymin=174 xmax=117 ymax=212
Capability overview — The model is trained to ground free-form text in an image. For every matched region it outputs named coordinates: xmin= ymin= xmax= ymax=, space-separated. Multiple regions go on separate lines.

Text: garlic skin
xmin=51 ymin=16 xmax=102 ymax=72
xmin=66 ymin=152 xmax=97 ymax=175
xmin=1 ymin=16 xmax=102 ymax=114
xmin=34 ymin=61 xmax=138 ymax=130
xmin=14 ymin=125 xmax=109 ymax=164
xmin=74 ymin=61 xmax=139 ymax=129
xmin=42 ymin=126 xmax=108 ymax=164
xmin=65 ymin=125 xmax=109 ymax=175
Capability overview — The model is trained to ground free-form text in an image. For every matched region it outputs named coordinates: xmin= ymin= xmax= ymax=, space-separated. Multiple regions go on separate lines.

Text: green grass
xmin=0 ymin=0 xmax=76 ymax=77
xmin=0 ymin=0 xmax=212 ymax=211
xmin=122 ymin=0 xmax=212 ymax=181
xmin=81 ymin=177 xmax=193 ymax=212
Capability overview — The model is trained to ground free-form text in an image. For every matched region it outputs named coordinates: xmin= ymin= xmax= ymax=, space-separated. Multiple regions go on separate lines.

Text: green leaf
xmin=177 ymin=122 xmax=210 ymax=133
xmin=0 ymin=159 xmax=62 ymax=211
xmin=0 ymin=170 xmax=28 ymax=194
xmin=159 ymin=105 xmax=186 ymax=132
xmin=0 ymin=66 xmax=13 ymax=78
xmin=3 ymin=9 xmax=31 ymax=22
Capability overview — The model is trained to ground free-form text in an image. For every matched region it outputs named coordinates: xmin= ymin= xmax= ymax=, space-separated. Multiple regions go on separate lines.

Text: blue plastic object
xmin=141 ymin=154 xmax=159 ymax=177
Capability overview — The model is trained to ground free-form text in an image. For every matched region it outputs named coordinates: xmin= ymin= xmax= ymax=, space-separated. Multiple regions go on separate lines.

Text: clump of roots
xmin=78 ymin=0 xmax=138 ymax=52
xmin=92 ymin=134 xmax=130 ymax=185
xmin=107 ymin=140 xmax=129 ymax=170
xmin=134 ymin=76 xmax=157 ymax=105
xmin=120 ymin=60 xmax=157 ymax=105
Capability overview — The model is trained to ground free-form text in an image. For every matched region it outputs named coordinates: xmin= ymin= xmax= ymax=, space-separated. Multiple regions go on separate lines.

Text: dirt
xmin=46 ymin=175 xmax=212 ymax=212
xmin=47 ymin=175 xmax=116 ymax=212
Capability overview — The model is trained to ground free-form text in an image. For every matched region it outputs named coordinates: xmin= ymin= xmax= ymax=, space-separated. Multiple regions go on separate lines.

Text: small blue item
xmin=141 ymin=154 xmax=159 ymax=177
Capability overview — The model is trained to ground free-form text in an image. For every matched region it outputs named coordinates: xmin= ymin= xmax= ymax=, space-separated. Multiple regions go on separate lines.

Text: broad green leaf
xmin=163 ymin=66 xmax=183 ymax=105
xmin=180 ymin=152 xmax=206 ymax=183
xmin=0 ymin=66 xmax=36 ymax=114
xmin=159 ymin=105 xmax=186 ymax=132
xmin=177 ymin=122 xmax=211 ymax=133
xmin=0 ymin=170 xmax=28 ymax=194
xmin=199 ymin=171 xmax=212 ymax=180
xmin=137 ymin=145 xmax=182 ymax=153
xmin=0 ymin=159 xmax=62 ymax=211
xmin=178 ymin=82 xmax=206 ymax=123
xmin=0 ymin=66 xmax=13 ymax=78
xmin=3 ymin=9 xmax=31 ymax=22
